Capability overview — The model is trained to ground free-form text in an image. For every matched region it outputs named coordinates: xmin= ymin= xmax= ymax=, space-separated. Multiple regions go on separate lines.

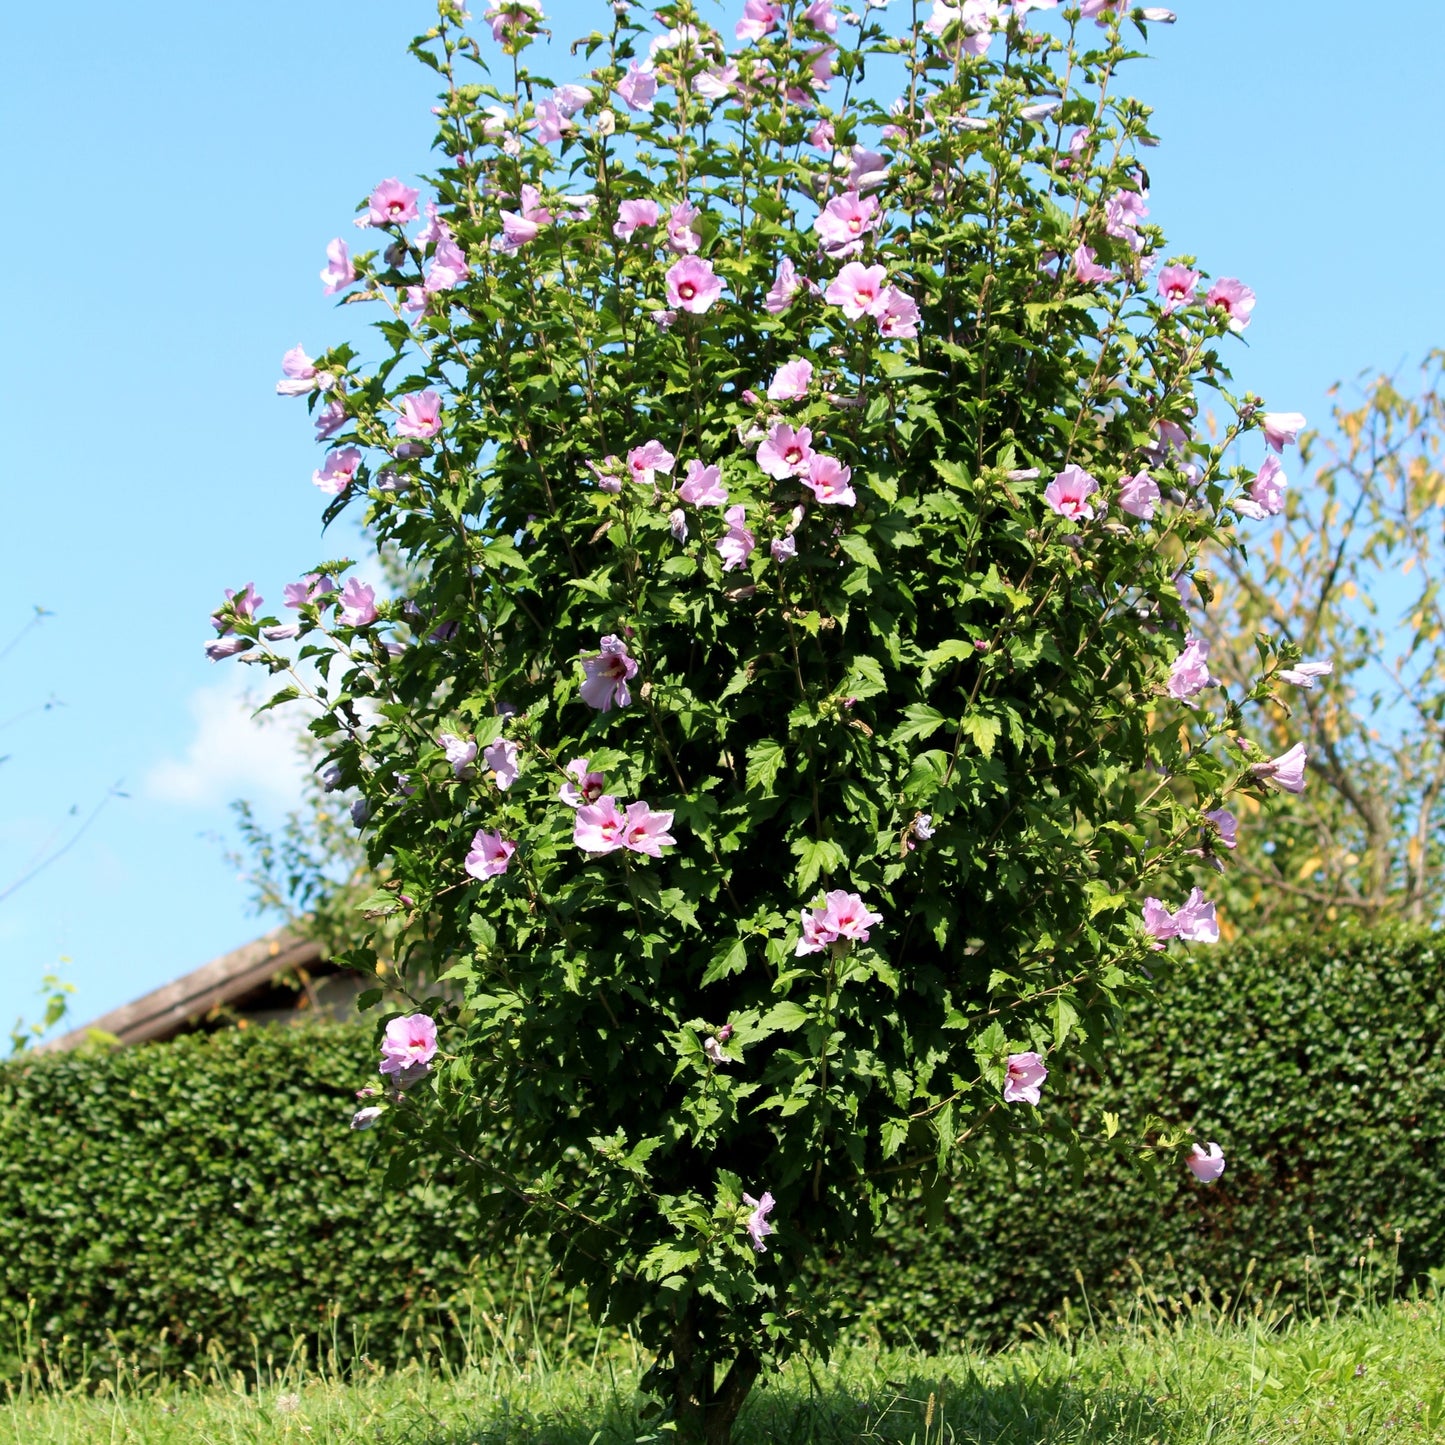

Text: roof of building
xmin=42 ymin=927 xmax=334 ymax=1052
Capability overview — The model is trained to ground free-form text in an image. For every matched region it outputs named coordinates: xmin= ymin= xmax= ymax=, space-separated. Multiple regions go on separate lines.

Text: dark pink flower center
xmin=679 ymin=281 xmax=696 ymax=299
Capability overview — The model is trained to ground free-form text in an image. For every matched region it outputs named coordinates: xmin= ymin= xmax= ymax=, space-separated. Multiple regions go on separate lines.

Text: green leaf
xmin=758 ymin=1000 xmax=810 ymax=1033
xmin=1086 ymin=881 xmax=1128 ymax=919
xmin=971 ymin=1020 xmax=1006 ymax=1073
xmin=745 ymin=739 xmax=786 ymax=796
xmin=254 ymin=686 xmax=300 ymax=716
xmin=357 ymin=889 xmax=399 ymax=919
xmin=639 ymin=1243 xmax=702 ymax=1281
xmin=478 ymin=535 xmax=526 ymax=570
xmin=880 ymin=1116 xmax=910 ymax=1160
xmin=893 ymin=704 xmax=948 ymax=744
xmin=702 ymin=937 xmax=748 ymax=986
xmin=866 ymin=470 xmax=899 ymax=505
xmin=932 ymin=458 xmax=973 ymax=491
xmin=924 ymin=639 xmax=976 ymax=670
xmin=958 ymin=712 xmax=1003 ymax=758
xmin=933 ymin=1099 xmax=956 ymax=1163
xmin=903 ymin=749 xmax=950 ymax=801
xmin=792 ymin=837 xmax=846 ymax=891
xmin=1051 ymin=996 xmax=1080 ymax=1051
xmin=876 ymin=353 xmax=939 ymax=382
xmin=565 ymin=576 xmax=612 ymax=598
xmin=838 ymin=532 xmax=880 ymax=571
xmin=843 ymin=654 xmax=886 ymax=701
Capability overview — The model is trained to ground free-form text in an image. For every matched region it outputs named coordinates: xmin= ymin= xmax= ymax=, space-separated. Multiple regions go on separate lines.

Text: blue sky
xmin=3 ymin=0 xmax=1443 ymax=1035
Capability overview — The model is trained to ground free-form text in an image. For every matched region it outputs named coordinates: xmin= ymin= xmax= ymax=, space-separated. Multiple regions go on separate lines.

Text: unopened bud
xmin=1138 ymin=7 xmax=1176 ymax=20
xmin=596 ymin=108 xmax=616 ymax=137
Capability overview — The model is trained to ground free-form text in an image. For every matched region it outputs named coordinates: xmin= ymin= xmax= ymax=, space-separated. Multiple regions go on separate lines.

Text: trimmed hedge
xmin=0 ymin=1024 xmax=533 ymax=1380
xmin=4 ymin=926 xmax=1443 ymax=1377
xmin=846 ymin=922 xmax=1445 ymax=1346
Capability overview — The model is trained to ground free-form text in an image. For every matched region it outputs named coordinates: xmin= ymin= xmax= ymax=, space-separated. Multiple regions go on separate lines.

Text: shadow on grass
xmin=400 ymin=1364 xmax=1194 ymax=1445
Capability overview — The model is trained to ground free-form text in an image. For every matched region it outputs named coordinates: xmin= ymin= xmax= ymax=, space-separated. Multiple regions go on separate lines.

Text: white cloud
xmin=145 ymin=672 xmax=310 ymax=809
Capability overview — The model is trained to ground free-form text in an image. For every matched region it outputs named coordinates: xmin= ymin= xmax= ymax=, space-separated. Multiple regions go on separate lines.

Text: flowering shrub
xmin=217 ymin=1 xmax=1313 ymax=1436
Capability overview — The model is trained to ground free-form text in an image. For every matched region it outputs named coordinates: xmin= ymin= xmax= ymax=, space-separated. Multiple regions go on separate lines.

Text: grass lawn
xmin=4 ymin=1293 xmax=1443 ymax=1444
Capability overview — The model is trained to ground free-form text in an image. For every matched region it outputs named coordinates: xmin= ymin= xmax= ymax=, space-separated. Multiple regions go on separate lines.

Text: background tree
xmin=1198 ymin=352 xmax=1445 ymax=928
